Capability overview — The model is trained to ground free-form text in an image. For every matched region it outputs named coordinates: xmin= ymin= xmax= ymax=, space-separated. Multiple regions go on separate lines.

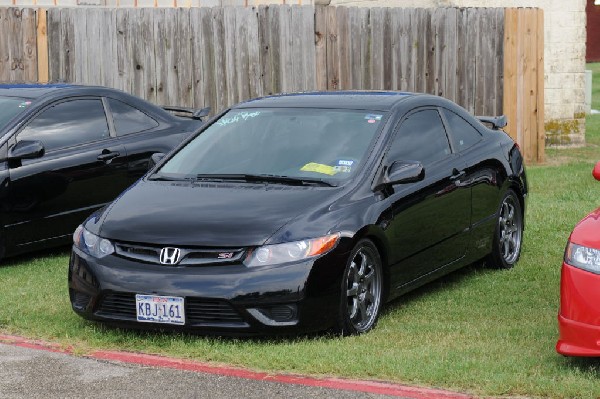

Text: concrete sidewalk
xmin=0 ymin=335 xmax=474 ymax=399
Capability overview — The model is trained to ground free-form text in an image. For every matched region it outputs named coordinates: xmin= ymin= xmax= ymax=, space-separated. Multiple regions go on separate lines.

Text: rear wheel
xmin=335 ymin=239 xmax=383 ymax=335
xmin=488 ymin=189 xmax=523 ymax=269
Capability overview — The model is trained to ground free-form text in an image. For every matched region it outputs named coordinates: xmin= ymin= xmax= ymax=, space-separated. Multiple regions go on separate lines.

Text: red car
xmin=557 ymin=161 xmax=600 ymax=356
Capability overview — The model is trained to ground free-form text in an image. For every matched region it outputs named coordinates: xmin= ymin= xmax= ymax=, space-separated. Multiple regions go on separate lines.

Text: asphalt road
xmin=0 ymin=342 xmax=424 ymax=399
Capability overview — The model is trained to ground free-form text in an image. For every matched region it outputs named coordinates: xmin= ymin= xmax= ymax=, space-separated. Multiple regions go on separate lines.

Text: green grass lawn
xmin=2 ymin=85 xmax=600 ymax=398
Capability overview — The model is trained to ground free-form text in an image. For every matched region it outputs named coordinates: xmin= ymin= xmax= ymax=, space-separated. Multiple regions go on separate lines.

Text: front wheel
xmin=487 ymin=189 xmax=523 ymax=269
xmin=335 ymin=239 xmax=384 ymax=335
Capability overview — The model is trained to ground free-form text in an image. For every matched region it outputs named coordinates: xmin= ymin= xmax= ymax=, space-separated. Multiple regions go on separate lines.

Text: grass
xmin=2 ymin=71 xmax=600 ymax=397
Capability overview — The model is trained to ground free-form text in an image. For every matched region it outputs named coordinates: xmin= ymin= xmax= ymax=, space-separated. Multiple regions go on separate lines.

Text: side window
xmin=443 ymin=109 xmax=482 ymax=152
xmin=18 ymin=99 xmax=109 ymax=152
xmin=388 ymin=109 xmax=451 ymax=167
xmin=108 ymin=98 xmax=158 ymax=136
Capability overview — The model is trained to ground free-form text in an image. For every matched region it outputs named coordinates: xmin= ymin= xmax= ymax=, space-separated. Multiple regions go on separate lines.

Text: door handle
xmin=97 ymin=151 xmax=120 ymax=162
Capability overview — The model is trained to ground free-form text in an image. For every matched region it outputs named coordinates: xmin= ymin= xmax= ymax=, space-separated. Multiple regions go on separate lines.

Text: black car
xmin=0 ymin=84 xmax=204 ymax=258
xmin=69 ymin=91 xmax=527 ymax=336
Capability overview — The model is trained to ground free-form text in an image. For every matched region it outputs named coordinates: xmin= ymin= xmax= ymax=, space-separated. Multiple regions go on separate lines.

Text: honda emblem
xmin=159 ymin=247 xmax=181 ymax=265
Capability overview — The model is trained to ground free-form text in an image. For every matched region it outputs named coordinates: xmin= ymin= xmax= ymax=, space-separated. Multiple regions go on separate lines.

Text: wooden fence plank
xmin=314 ymin=5 xmax=328 ymax=91
xmin=475 ymin=10 xmax=489 ymax=115
xmin=223 ymin=7 xmax=238 ymax=103
xmin=247 ymin=6 xmax=263 ymax=98
xmin=444 ymin=8 xmax=458 ymax=102
xmin=237 ymin=7 xmax=251 ymax=102
xmin=190 ymin=7 xmax=208 ymax=109
xmin=536 ymin=9 xmax=545 ymax=163
xmin=424 ymin=8 xmax=435 ymax=94
xmin=279 ymin=5 xmax=293 ymax=92
xmin=338 ymin=6 xmax=351 ymax=90
xmin=115 ymin=9 xmax=132 ymax=93
xmin=21 ymin=8 xmax=37 ymax=83
xmin=211 ymin=7 xmax=227 ymax=112
xmin=300 ymin=5 xmax=316 ymax=91
xmin=523 ymin=8 xmax=534 ymax=164
xmin=36 ymin=9 xmax=48 ymax=83
xmin=503 ymin=8 xmax=517 ymax=143
xmin=370 ymin=8 xmax=383 ymax=90
xmin=289 ymin=5 xmax=303 ymax=91
xmin=382 ymin=8 xmax=392 ymax=90
xmin=176 ymin=7 xmax=193 ymax=107
xmin=326 ymin=5 xmax=339 ymax=90
xmin=0 ymin=9 xmax=8 ymax=82
xmin=267 ymin=5 xmax=281 ymax=94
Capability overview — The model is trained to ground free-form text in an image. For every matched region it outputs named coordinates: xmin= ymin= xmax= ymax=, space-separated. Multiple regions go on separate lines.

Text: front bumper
xmin=557 ymin=263 xmax=600 ymax=356
xmin=68 ymin=246 xmax=346 ymax=336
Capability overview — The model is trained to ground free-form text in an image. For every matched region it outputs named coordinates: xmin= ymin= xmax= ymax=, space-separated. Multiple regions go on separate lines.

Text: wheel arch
xmin=348 ymin=225 xmax=391 ymax=302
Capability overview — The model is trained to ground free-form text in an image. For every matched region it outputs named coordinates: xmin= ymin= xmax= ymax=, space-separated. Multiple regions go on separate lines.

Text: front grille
xmin=186 ymin=298 xmax=245 ymax=325
xmin=114 ymin=242 xmax=246 ymax=266
xmin=95 ymin=292 xmax=246 ymax=326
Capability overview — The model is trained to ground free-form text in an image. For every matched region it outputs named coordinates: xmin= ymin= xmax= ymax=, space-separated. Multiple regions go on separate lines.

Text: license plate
xmin=135 ymin=294 xmax=185 ymax=325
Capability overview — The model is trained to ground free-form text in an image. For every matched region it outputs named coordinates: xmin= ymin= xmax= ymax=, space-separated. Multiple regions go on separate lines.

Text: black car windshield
xmin=0 ymin=96 xmax=32 ymax=129
xmin=157 ymin=108 xmax=385 ymax=183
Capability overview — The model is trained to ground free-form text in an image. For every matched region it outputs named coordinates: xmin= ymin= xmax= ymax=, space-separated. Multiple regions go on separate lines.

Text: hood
xmin=570 ymin=207 xmax=600 ymax=250
xmin=95 ymin=179 xmax=343 ymax=247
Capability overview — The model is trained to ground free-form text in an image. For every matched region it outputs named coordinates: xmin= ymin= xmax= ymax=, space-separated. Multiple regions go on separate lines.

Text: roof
xmin=0 ymin=83 xmax=77 ymax=99
xmin=234 ymin=91 xmax=417 ymax=111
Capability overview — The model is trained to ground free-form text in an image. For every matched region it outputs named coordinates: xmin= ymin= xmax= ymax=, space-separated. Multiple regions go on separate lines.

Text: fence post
xmin=36 ymin=8 xmax=49 ymax=83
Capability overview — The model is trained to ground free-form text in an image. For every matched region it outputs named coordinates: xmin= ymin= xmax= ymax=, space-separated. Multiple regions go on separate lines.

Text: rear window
xmin=0 ymin=96 xmax=32 ymax=129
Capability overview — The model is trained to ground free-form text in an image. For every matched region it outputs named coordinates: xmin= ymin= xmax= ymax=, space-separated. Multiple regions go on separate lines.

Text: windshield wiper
xmin=195 ymin=174 xmax=337 ymax=187
xmin=148 ymin=174 xmax=196 ymax=182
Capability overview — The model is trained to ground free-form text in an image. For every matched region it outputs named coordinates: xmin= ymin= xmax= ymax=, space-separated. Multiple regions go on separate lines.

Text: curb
xmin=0 ymin=334 xmax=474 ymax=399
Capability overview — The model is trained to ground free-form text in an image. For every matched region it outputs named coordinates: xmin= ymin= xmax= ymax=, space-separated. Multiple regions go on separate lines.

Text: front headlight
xmin=73 ymin=225 xmax=115 ymax=259
xmin=565 ymin=241 xmax=600 ymax=274
xmin=244 ymin=233 xmax=340 ymax=267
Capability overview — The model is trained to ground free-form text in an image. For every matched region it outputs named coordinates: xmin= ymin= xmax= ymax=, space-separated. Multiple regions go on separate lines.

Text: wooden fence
xmin=0 ymin=6 xmax=544 ymax=163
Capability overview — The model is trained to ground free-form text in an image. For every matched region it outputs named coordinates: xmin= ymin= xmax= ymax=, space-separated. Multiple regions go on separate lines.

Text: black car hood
xmin=96 ymin=180 xmax=343 ymax=247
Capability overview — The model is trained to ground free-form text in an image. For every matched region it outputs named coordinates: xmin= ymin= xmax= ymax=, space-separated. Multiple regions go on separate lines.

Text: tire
xmin=487 ymin=189 xmax=523 ymax=269
xmin=335 ymin=239 xmax=384 ymax=335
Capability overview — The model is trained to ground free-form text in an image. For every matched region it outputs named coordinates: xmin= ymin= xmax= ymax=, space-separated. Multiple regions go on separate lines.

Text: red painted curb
xmin=0 ymin=334 xmax=474 ymax=399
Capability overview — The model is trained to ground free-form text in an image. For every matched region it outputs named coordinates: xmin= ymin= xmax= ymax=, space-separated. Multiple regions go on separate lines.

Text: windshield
xmin=0 ymin=96 xmax=32 ymax=129
xmin=158 ymin=108 xmax=385 ymax=183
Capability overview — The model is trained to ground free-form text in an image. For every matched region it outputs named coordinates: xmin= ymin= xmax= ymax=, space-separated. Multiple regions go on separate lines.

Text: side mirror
xmin=148 ymin=152 xmax=166 ymax=170
xmin=593 ymin=161 xmax=600 ymax=181
xmin=8 ymin=140 xmax=45 ymax=161
xmin=374 ymin=160 xmax=424 ymax=191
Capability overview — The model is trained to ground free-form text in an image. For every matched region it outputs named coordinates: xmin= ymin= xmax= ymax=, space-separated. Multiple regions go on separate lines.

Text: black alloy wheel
xmin=488 ymin=189 xmax=523 ymax=269
xmin=336 ymin=239 xmax=383 ymax=335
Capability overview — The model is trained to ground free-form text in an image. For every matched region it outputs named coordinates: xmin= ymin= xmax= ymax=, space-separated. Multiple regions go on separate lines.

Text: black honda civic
xmin=69 ymin=91 xmax=527 ymax=336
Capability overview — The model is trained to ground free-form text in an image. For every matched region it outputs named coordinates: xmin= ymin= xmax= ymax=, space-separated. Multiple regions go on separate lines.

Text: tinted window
xmin=108 ymin=98 xmax=158 ymax=135
xmin=443 ymin=109 xmax=482 ymax=152
xmin=388 ymin=109 xmax=451 ymax=166
xmin=159 ymin=108 xmax=383 ymax=181
xmin=0 ymin=96 xmax=32 ymax=129
xmin=18 ymin=99 xmax=109 ymax=152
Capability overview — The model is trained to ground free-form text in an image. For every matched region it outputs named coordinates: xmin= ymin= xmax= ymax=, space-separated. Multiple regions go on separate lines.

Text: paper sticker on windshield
xmin=332 ymin=160 xmax=353 ymax=173
xmin=18 ymin=101 xmax=32 ymax=108
xmin=216 ymin=111 xmax=261 ymax=127
xmin=333 ymin=166 xmax=351 ymax=173
xmin=300 ymin=162 xmax=337 ymax=176
xmin=336 ymin=159 xmax=354 ymax=166
xmin=364 ymin=114 xmax=382 ymax=123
